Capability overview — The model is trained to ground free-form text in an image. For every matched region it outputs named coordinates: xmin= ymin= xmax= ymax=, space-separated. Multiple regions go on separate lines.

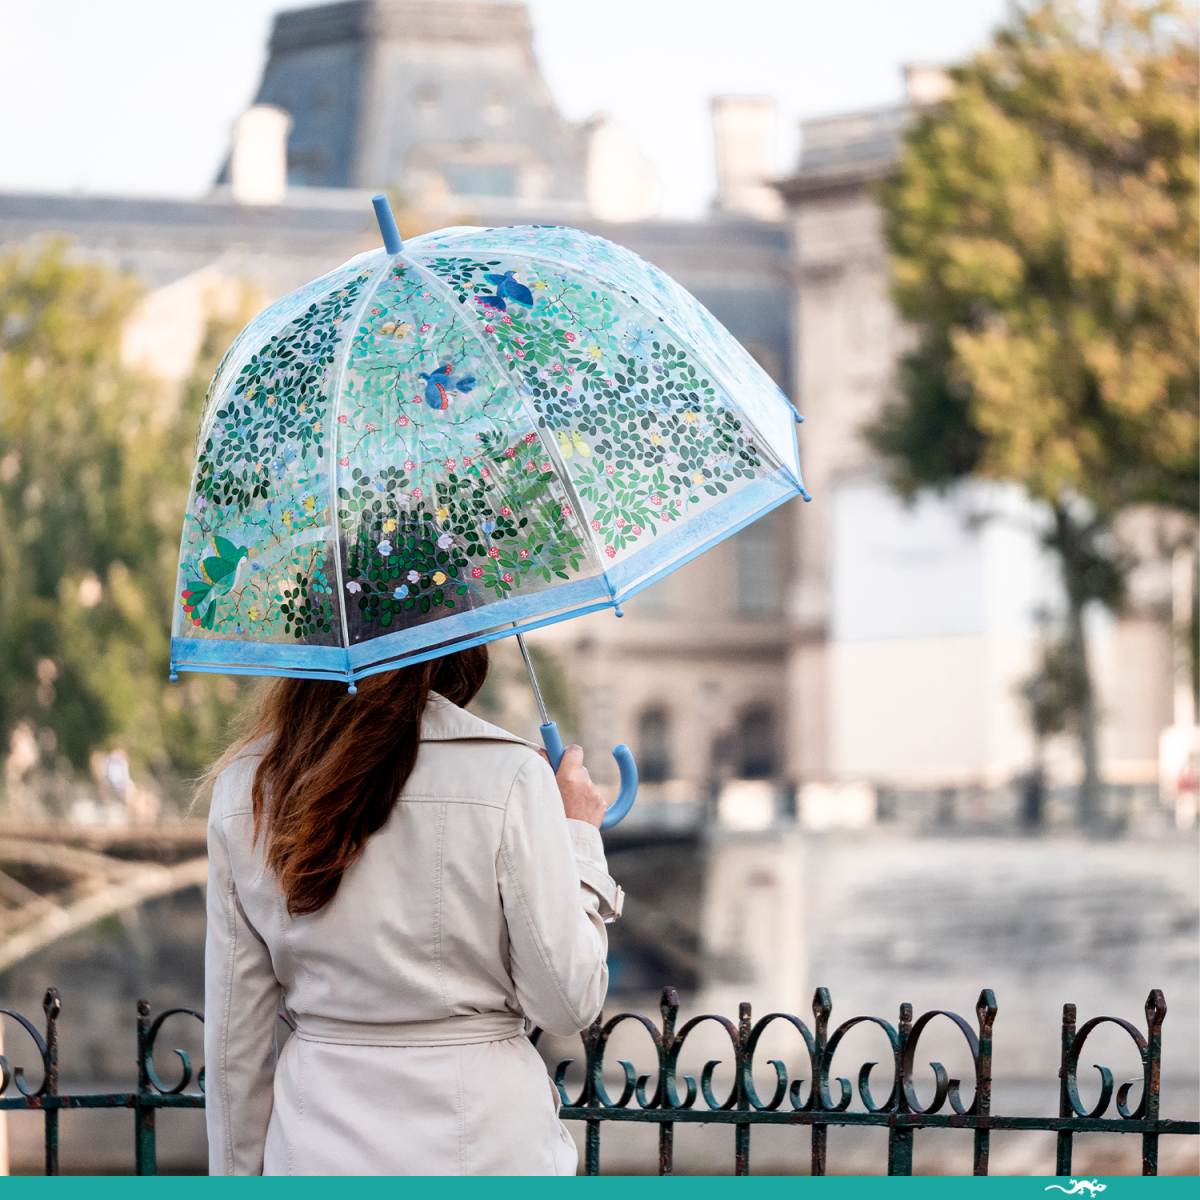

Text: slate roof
xmin=217 ymin=0 xmax=587 ymax=203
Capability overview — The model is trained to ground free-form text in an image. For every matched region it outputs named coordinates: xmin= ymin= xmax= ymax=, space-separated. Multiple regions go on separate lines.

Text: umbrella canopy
xmin=171 ymin=215 xmax=809 ymax=687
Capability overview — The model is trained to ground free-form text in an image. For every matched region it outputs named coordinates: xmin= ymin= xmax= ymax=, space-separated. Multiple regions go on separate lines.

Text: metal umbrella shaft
xmin=514 ymin=632 xmax=638 ymax=829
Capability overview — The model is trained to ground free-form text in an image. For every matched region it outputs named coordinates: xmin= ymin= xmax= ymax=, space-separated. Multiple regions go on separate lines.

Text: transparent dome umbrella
xmin=171 ymin=196 xmax=810 ymax=827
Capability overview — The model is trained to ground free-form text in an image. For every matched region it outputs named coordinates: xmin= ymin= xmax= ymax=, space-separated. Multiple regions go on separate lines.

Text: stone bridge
xmin=0 ymin=823 xmax=208 ymax=975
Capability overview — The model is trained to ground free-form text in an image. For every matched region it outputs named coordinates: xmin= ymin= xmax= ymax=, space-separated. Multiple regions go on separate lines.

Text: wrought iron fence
xmin=1 ymin=986 xmax=1196 ymax=1175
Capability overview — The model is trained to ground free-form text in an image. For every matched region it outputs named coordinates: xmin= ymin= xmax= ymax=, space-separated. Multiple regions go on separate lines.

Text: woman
xmin=202 ymin=645 xmax=622 ymax=1175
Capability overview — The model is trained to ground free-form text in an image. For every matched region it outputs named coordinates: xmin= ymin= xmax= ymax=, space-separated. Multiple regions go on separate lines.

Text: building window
xmin=638 ymin=706 xmax=672 ymax=783
xmin=482 ymin=95 xmax=510 ymax=127
xmin=415 ymin=85 xmax=439 ymax=117
xmin=734 ymin=518 xmax=780 ymax=616
xmin=441 ymin=163 xmax=518 ymax=198
xmin=735 ymin=704 xmax=776 ymax=779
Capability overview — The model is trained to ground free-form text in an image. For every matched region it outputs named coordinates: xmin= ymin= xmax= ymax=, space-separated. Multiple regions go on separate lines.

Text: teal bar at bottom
xmin=2 ymin=1177 xmax=1197 ymax=1195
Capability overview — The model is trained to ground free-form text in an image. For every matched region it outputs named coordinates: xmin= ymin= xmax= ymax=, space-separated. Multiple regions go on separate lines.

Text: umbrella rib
xmin=403 ymin=254 xmax=616 ymax=600
xmin=453 ymin=242 xmax=806 ymax=495
xmin=327 ymin=255 xmax=395 ymax=674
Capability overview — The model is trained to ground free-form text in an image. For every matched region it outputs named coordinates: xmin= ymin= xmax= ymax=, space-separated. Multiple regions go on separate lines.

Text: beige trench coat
xmin=203 ymin=693 xmax=623 ymax=1176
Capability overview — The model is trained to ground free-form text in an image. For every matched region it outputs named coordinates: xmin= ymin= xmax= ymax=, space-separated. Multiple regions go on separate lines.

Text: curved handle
xmin=538 ymin=722 xmax=639 ymax=830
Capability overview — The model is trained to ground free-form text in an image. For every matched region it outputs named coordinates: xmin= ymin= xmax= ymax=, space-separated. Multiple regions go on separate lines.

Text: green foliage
xmin=870 ymin=0 xmax=1198 ymax=813
xmin=872 ymin=0 xmax=1198 ymax=516
xmin=0 ymin=241 xmax=249 ymax=786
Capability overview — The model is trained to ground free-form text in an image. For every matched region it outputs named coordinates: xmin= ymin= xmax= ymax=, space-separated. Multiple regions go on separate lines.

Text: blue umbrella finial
xmin=372 ymin=194 xmax=403 ymax=255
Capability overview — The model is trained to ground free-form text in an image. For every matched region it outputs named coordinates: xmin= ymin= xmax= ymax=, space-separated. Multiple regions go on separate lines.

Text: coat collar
xmin=420 ymin=693 xmax=537 ymax=749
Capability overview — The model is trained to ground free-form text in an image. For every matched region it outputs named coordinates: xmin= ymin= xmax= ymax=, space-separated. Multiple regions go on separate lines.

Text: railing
xmin=1 ymin=987 xmax=1196 ymax=1175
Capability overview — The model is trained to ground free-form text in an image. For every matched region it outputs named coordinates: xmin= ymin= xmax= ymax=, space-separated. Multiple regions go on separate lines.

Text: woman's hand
xmin=543 ymin=744 xmax=607 ymax=828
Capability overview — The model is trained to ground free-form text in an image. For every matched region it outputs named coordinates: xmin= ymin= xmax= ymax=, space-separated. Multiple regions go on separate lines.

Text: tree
xmin=869 ymin=0 xmax=1198 ymax=824
xmin=0 ymin=240 xmax=246 ymax=799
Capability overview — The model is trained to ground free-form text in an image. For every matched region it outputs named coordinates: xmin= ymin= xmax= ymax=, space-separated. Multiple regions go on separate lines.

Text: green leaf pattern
xmin=174 ymin=226 xmax=779 ymax=652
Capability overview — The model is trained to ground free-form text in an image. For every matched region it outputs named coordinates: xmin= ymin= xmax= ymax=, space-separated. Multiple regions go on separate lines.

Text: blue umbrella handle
xmin=539 ymin=721 xmax=638 ymax=830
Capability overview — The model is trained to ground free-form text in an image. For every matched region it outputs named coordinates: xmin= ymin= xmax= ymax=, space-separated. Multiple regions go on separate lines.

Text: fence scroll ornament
xmin=1 ymin=986 xmax=1196 ymax=1175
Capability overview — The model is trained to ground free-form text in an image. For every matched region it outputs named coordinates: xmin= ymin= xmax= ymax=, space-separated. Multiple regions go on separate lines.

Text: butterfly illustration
xmin=181 ymin=535 xmax=250 ymax=630
xmin=478 ymin=270 xmax=534 ymax=312
xmin=555 ymin=429 xmax=592 ymax=460
xmin=419 ymin=363 xmax=477 ymax=410
xmin=620 ymin=321 xmax=655 ymax=360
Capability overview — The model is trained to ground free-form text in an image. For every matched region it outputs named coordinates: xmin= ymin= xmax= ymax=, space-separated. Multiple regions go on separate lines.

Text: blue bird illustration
xmin=419 ymin=363 xmax=477 ymax=410
xmin=478 ymin=270 xmax=534 ymax=312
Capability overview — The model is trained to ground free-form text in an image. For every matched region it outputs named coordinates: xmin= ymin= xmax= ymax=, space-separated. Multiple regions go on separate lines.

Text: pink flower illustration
xmin=631 ymin=524 xmax=643 ymax=536
xmin=651 ymin=494 xmax=663 ymax=506
xmin=483 ymin=323 xmax=495 ymax=333
xmin=337 ymin=414 xmax=348 ymax=424
xmin=499 ymin=505 xmax=512 ymax=517
xmin=501 ymin=572 xmax=514 ymax=583
xmin=470 ymin=566 xmax=484 ymax=579
xmin=338 ymin=456 xmax=350 ymax=466
xmin=564 ymin=331 xmax=576 ymax=342
xmin=616 ymin=517 xmax=627 ymax=529
xmin=411 ymin=487 xmax=422 ymax=499
xmin=605 ymin=464 xmax=615 ymax=476
xmin=487 ymin=546 xmax=501 ymax=559
xmin=403 ymin=459 xmax=416 ymax=470
xmin=540 ymin=461 xmax=552 ymax=472
xmin=502 ymin=313 xmax=513 ymax=325
xmin=480 ymin=467 xmax=490 ymax=478
xmin=514 ymin=335 xmax=525 ymax=346
xmin=514 ymin=349 xmax=525 ymax=359
xmin=366 ymin=423 xmax=378 ymax=433
xmin=444 ymin=457 xmax=456 ymax=469
xmin=419 ymin=323 xmax=431 ymax=333
xmin=397 ymin=414 xmax=409 ymax=427
xmin=463 ymin=455 xmax=473 ymax=467
xmin=504 ymin=446 xmax=517 ymax=459
xmin=560 ymin=504 xmax=572 ymax=518
xmin=590 ymin=519 xmax=601 ymax=531
xmin=518 ymin=548 xmax=530 ymax=560
xmin=524 ymin=432 xmax=537 ymax=444
xmin=604 ymin=545 xmax=616 ymax=558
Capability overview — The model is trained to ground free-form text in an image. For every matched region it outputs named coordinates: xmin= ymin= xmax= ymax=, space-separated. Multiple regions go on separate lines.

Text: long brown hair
xmin=211 ymin=647 xmax=488 ymax=916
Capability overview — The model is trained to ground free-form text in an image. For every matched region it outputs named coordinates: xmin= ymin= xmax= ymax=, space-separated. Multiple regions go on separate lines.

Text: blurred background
xmin=0 ymin=0 xmax=1196 ymax=1175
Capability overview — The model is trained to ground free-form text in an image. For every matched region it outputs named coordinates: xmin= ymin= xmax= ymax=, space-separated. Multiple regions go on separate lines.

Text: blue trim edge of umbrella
xmin=169 ymin=194 xmax=813 ymax=830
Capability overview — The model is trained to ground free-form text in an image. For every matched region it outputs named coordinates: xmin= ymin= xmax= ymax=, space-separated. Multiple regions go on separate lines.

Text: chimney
xmin=585 ymin=115 xmax=658 ymax=223
xmin=711 ymin=96 xmax=782 ymax=219
xmin=230 ymin=104 xmax=292 ymax=206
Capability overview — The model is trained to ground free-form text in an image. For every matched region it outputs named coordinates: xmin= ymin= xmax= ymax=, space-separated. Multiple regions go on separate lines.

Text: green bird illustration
xmin=180 ymin=536 xmax=250 ymax=630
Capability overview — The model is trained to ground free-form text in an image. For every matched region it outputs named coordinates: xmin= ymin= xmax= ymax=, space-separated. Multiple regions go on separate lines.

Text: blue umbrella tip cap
xmin=347 ymin=681 xmax=358 ymax=696
xmin=168 ymin=669 xmax=179 ymax=682
xmin=613 ymin=603 xmax=625 ymax=618
xmin=371 ymin=194 xmax=403 ymax=255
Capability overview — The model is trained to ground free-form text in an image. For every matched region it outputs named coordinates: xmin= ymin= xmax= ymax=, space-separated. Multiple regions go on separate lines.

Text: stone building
xmin=776 ymin=84 xmax=1194 ymax=812
xmin=0 ymin=0 xmax=1189 ymax=820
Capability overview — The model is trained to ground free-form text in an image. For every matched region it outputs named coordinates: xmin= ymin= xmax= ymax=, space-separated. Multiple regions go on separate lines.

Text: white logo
xmin=1044 ymin=1182 xmax=1107 ymax=1197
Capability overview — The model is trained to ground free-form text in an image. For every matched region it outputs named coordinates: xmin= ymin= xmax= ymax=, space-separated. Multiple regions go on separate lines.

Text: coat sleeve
xmin=204 ymin=775 xmax=281 ymax=1176
xmin=497 ymin=754 xmax=624 ymax=1037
